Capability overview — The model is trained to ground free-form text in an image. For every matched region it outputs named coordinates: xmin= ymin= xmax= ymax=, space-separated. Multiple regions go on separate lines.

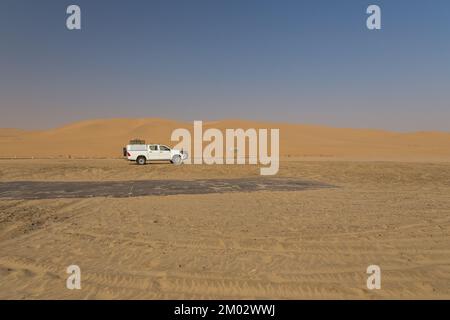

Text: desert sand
xmin=1 ymin=119 xmax=449 ymax=299
xmin=1 ymin=118 xmax=450 ymax=161
xmin=0 ymin=159 xmax=449 ymax=299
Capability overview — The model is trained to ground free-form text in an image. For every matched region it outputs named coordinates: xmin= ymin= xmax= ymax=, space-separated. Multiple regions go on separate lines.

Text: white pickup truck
xmin=124 ymin=144 xmax=188 ymax=165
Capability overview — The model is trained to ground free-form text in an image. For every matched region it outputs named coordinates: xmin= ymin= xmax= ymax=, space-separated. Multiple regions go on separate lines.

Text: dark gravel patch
xmin=0 ymin=178 xmax=333 ymax=200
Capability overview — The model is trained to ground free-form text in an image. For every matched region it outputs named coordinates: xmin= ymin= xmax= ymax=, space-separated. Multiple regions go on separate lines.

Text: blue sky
xmin=1 ymin=0 xmax=449 ymax=131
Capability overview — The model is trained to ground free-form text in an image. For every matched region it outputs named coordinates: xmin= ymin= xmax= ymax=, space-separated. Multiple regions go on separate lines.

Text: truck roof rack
xmin=129 ymin=139 xmax=145 ymax=145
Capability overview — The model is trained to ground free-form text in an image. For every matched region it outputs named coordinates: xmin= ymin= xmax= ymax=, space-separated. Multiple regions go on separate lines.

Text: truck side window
xmin=149 ymin=145 xmax=158 ymax=151
xmin=160 ymin=145 xmax=170 ymax=151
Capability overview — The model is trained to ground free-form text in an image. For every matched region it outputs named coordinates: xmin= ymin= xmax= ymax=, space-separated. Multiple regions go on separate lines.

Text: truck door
xmin=148 ymin=145 xmax=159 ymax=160
xmin=159 ymin=145 xmax=172 ymax=160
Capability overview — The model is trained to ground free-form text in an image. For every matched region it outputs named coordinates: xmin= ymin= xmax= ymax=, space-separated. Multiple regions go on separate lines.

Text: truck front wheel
xmin=171 ymin=155 xmax=182 ymax=165
xmin=136 ymin=156 xmax=146 ymax=165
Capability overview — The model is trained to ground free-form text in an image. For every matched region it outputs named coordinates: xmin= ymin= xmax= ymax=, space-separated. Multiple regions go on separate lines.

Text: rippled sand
xmin=0 ymin=160 xmax=449 ymax=299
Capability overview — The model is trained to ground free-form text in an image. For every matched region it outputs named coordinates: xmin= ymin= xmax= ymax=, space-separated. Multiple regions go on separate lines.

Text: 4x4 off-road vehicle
xmin=124 ymin=144 xmax=188 ymax=165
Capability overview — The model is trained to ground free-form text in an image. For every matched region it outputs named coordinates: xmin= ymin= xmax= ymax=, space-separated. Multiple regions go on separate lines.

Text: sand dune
xmin=1 ymin=118 xmax=450 ymax=161
xmin=1 ymin=121 xmax=449 ymax=299
xmin=0 ymin=128 xmax=26 ymax=138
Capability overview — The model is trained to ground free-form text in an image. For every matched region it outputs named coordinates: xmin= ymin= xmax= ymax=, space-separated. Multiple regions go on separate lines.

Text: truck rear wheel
xmin=136 ymin=156 xmax=146 ymax=165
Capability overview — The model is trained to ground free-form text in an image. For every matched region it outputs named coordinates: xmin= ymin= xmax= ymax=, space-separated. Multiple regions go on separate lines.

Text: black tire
xmin=172 ymin=155 xmax=182 ymax=165
xmin=136 ymin=156 xmax=146 ymax=165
